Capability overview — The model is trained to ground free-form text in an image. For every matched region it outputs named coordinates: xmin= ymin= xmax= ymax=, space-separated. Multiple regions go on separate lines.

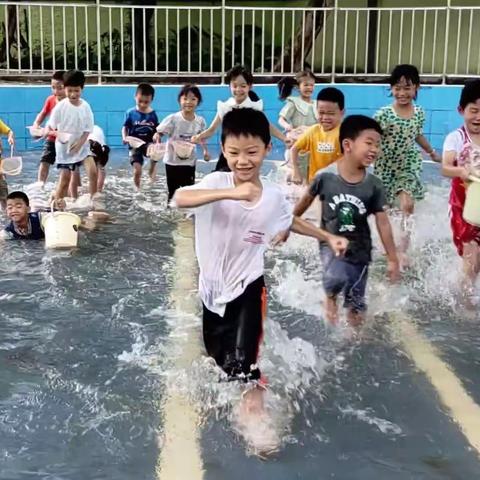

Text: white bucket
xmin=42 ymin=211 xmax=81 ymax=248
xmin=0 ymin=147 xmax=23 ymax=175
xmin=125 ymin=136 xmax=146 ymax=148
xmin=463 ymin=176 xmax=480 ymax=227
xmin=147 ymin=142 xmax=166 ymax=161
xmin=172 ymin=140 xmax=195 ymax=160
xmin=27 ymin=125 xmax=45 ymax=139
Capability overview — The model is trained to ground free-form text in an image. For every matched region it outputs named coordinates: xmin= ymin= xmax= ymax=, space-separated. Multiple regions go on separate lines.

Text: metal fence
xmin=0 ymin=1 xmax=479 ymax=82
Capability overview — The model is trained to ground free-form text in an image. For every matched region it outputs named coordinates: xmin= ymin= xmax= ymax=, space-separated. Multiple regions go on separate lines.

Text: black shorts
xmin=165 ymin=163 xmax=195 ymax=201
xmin=129 ymin=144 xmax=148 ymax=165
xmin=57 ymin=161 xmax=82 ymax=171
xmin=202 ymin=276 xmax=266 ymax=382
xmin=40 ymin=140 xmax=56 ymax=165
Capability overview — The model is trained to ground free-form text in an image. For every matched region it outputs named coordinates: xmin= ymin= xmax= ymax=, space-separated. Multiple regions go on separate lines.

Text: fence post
xmin=96 ymin=0 xmax=102 ymax=84
xmin=331 ymin=0 xmax=338 ymax=83
xmin=221 ymin=0 xmax=226 ymax=83
xmin=442 ymin=0 xmax=450 ymax=84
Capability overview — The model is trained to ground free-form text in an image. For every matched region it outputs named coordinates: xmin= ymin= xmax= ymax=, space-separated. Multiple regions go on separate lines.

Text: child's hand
xmin=387 ymin=258 xmax=400 ymax=283
xmin=68 ymin=141 xmax=82 ymax=155
xmin=203 ymin=151 xmax=211 ymax=161
xmin=460 ymin=165 xmax=473 ymax=181
xmin=233 ymin=182 xmax=261 ymax=202
xmin=271 ymin=229 xmax=290 ymax=246
xmin=7 ymin=131 xmax=14 ymax=146
xmin=191 ymin=134 xmax=201 ymax=144
xmin=122 ymin=137 xmax=128 ymax=145
xmin=290 ymin=167 xmax=303 ymax=185
xmin=284 ymin=137 xmax=293 ymax=148
xmin=152 ymin=132 xmax=160 ymax=143
xmin=429 ymin=150 xmax=441 ymax=163
xmin=327 ymin=234 xmax=348 ymax=257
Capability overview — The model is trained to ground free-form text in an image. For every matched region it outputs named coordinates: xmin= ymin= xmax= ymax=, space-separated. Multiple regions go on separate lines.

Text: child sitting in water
xmin=294 ymin=115 xmax=399 ymax=327
xmin=0 ymin=118 xmax=15 ymax=210
xmin=290 ymin=87 xmax=344 ymax=184
xmin=442 ymin=80 xmax=480 ymax=307
xmin=3 ymin=191 xmax=45 ymax=240
xmin=174 ymin=108 xmax=347 ymax=451
xmin=122 ymin=83 xmax=159 ymax=189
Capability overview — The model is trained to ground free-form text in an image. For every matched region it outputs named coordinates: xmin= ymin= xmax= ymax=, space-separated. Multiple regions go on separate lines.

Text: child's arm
xmin=174 ymin=181 xmax=260 ymax=208
xmin=290 ymin=144 xmax=303 ymax=184
xmin=191 ymin=114 xmax=221 ymax=143
xmin=442 ymin=150 xmax=469 ymax=179
xmin=121 ymin=126 xmax=129 ymax=144
xmin=375 ymin=211 xmax=400 ymax=282
xmin=69 ymin=132 xmax=89 ymax=155
xmin=290 ymin=216 xmax=348 ymax=257
xmin=269 ymin=122 xmax=291 ymax=146
xmin=293 ymin=189 xmax=315 ymax=217
xmin=278 ymin=116 xmax=292 ymax=132
xmin=33 ymin=111 xmax=48 ymax=128
xmin=416 ymin=134 xmax=441 ymax=163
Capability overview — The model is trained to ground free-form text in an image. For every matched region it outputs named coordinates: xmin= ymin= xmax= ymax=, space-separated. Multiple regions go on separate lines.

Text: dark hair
xmin=52 ymin=70 xmax=66 ymax=82
xmin=278 ymin=70 xmax=316 ymax=100
xmin=221 ymin=108 xmax=270 ymax=147
xmin=388 ymin=64 xmax=420 ymax=87
xmin=317 ymin=87 xmax=345 ymax=110
xmin=7 ymin=191 xmax=29 ymax=206
xmin=63 ymin=70 xmax=85 ymax=88
xmin=248 ymin=90 xmax=260 ymax=102
xmin=136 ymin=82 xmax=155 ymax=99
xmin=459 ymin=79 xmax=480 ymax=109
xmin=225 ymin=65 xmax=254 ymax=85
xmin=178 ymin=83 xmax=202 ymax=104
xmin=339 ymin=115 xmax=383 ymax=153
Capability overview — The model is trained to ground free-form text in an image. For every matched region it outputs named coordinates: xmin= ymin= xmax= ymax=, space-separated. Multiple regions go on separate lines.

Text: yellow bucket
xmin=42 ymin=211 xmax=81 ymax=248
xmin=463 ymin=176 xmax=480 ymax=227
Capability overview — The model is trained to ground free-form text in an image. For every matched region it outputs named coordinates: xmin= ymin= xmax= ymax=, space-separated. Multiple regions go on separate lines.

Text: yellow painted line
xmin=389 ymin=313 xmax=480 ymax=454
xmin=157 ymin=220 xmax=204 ymax=480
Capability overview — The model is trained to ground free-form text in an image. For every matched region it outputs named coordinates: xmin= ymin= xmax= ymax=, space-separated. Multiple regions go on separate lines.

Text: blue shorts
xmin=57 ymin=161 xmax=82 ymax=171
xmin=129 ymin=144 xmax=149 ymax=166
xmin=320 ymin=244 xmax=369 ymax=312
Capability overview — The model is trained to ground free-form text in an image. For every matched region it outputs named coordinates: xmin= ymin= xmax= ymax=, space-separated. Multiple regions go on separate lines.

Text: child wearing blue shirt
xmin=122 ymin=83 xmax=159 ymax=189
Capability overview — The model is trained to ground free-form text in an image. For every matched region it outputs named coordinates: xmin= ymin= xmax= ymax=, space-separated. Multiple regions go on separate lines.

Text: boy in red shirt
xmin=33 ymin=71 xmax=66 ymax=184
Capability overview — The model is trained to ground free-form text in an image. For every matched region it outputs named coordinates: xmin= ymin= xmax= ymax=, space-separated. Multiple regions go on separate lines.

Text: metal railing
xmin=0 ymin=1 xmax=479 ymax=82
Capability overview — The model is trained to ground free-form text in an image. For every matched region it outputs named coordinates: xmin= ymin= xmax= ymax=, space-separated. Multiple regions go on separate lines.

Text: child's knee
xmin=399 ymin=191 xmax=414 ymax=215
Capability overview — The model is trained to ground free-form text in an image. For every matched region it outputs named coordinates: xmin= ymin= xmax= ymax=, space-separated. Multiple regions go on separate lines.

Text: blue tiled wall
xmin=0 ymin=83 xmax=464 ymax=152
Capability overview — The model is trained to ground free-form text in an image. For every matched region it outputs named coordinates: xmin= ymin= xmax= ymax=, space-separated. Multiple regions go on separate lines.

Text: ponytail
xmin=278 ymin=77 xmax=297 ymax=100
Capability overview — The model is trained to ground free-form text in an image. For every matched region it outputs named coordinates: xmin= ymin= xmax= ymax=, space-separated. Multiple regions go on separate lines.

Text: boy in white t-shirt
xmin=47 ymin=69 xmax=98 ymax=204
xmin=174 ymin=108 xmax=347 ymax=428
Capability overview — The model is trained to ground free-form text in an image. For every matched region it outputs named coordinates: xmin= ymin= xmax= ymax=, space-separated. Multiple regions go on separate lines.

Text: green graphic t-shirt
xmin=309 ymin=171 xmax=387 ymax=264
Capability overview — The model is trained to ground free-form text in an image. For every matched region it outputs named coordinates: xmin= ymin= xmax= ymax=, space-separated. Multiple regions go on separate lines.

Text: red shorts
xmin=450 ymin=178 xmax=480 ymax=256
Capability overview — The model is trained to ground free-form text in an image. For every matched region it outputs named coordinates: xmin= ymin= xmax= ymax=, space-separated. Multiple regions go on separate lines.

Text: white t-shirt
xmin=48 ymin=98 xmax=94 ymax=164
xmin=88 ymin=125 xmax=106 ymax=146
xmin=180 ymin=171 xmax=293 ymax=316
xmin=443 ymin=126 xmax=480 ymax=171
xmin=216 ymin=96 xmax=264 ymax=120
xmin=157 ymin=112 xmax=206 ymax=166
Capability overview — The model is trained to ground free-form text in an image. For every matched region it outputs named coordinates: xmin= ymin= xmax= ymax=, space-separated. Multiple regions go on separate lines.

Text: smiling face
xmin=391 ymin=76 xmax=418 ymax=106
xmin=317 ymin=100 xmax=343 ymax=131
xmin=6 ymin=198 xmax=29 ymax=224
xmin=222 ymin=134 xmax=270 ymax=183
xmin=179 ymin=92 xmax=199 ymax=114
xmin=342 ymin=129 xmax=382 ymax=169
xmin=229 ymin=75 xmax=251 ymax=104
xmin=460 ymin=99 xmax=480 ymax=136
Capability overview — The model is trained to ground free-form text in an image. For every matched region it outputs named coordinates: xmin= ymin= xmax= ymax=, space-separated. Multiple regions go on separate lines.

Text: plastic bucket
xmin=27 ymin=125 xmax=45 ymax=139
xmin=125 ymin=136 xmax=146 ymax=148
xmin=0 ymin=148 xmax=23 ymax=175
xmin=463 ymin=176 xmax=480 ymax=226
xmin=42 ymin=212 xmax=81 ymax=248
xmin=146 ymin=142 xmax=166 ymax=161
xmin=172 ymin=140 xmax=195 ymax=160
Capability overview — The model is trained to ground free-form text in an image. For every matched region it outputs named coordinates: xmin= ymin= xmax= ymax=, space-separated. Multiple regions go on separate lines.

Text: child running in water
xmin=0 ymin=117 xmax=15 ymax=210
xmin=278 ymin=70 xmax=317 ymax=178
xmin=442 ymin=80 xmax=480 ymax=307
xmin=156 ymin=84 xmax=209 ymax=201
xmin=290 ymin=87 xmax=344 ymax=184
xmin=294 ymin=115 xmax=399 ymax=326
xmin=374 ymin=64 xmax=440 ymax=268
xmin=191 ymin=65 xmax=290 ymax=172
xmin=174 ymin=108 xmax=348 ymax=451
xmin=32 ymin=70 xmax=66 ymax=184
xmin=47 ymin=70 xmax=97 ymax=205
xmin=122 ymin=83 xmax=159 ymax=189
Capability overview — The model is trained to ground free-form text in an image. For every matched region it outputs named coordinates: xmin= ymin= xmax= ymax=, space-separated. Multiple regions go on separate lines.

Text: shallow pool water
xmin=1 ymin=151 xmax=479 ymax=479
